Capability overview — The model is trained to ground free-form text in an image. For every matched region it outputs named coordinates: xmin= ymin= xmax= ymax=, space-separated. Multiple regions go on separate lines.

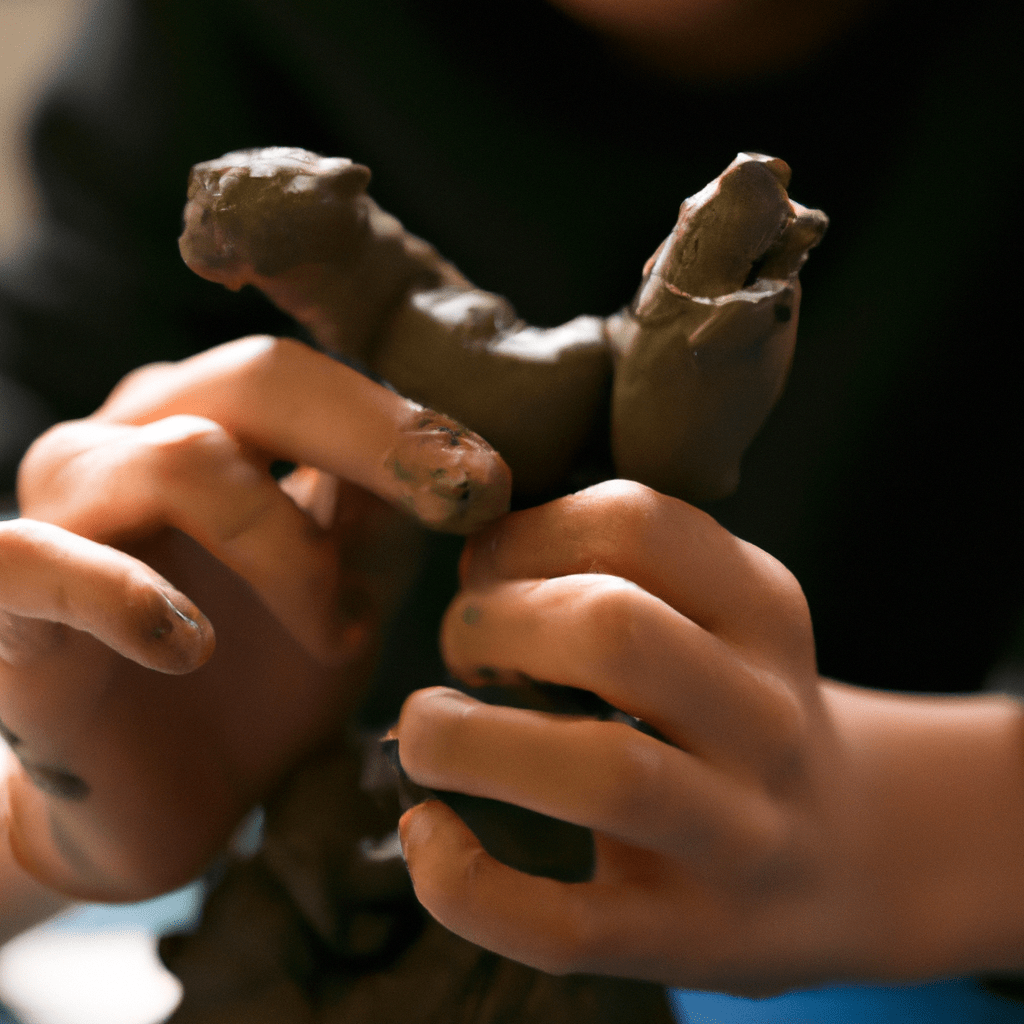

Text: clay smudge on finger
xmin=0 ymin=714 xmax=90 ymax=801
xmin=0 ymin=715 xmax=22 ymax=749
xmin=384 ymin=410 xmax=511 ymax=534
xmin=22 ymin=761 xmax=91 ymax=802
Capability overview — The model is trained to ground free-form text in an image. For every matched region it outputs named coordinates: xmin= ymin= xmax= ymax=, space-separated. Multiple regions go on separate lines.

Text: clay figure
xmin=180 ymin=148 xmax=826 ymax=501
xmin=160 ymin=151 xmax=827 ymax=1024
xmin=161 ymin=735 xmax=677 ymax=1024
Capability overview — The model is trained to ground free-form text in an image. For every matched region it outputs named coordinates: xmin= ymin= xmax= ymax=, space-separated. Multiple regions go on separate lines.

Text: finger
xmin=24 ymin=417 xmax=367 ymax=663
xmin=93 ymin=336 xmax=511 ymax=533
xmin=399 ymin=799 xmax=592 ymax=973
xmin=0 ymin=519 xmax=213 ymax=674
xmin=461 ymin=479 xmax=813 ymax=665
xmin=441 ymin=574 xmax=802 ymax=761
xmin=396 ymin=687 xmax=779 ymax=867
xmin=398 ymin=800 xmax=686 ymax=981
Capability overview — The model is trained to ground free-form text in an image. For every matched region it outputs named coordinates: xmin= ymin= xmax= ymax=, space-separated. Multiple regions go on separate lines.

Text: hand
xmin=392 ymin=480 xmax=1024 ymax=994
xmin=2 ymin=336 xmax=510 ymax=901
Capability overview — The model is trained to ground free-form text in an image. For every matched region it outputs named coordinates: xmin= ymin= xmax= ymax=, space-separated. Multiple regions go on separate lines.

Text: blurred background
xmin=0 ymin=0 xmax=91 ymax=259
xmin=1 ymin=8 xmax=197 ymax=1024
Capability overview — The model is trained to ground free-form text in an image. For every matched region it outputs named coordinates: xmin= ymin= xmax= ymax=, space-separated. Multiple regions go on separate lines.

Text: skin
xmin=392 ymin=481 xmax=1024 ymax=995
xmin=545 ymin=0 xmax=882 ymax=81
xmin=0 ymin=336 xmax=509 ymax=905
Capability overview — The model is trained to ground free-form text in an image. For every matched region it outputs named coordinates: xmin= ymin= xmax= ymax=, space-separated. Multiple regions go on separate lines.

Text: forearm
xmin=822 ymin=681 xmax=1024 ymax=980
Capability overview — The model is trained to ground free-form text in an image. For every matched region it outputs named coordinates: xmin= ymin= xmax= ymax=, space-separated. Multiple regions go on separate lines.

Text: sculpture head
xmin=179 ymin=147 xmax=373 ymax=288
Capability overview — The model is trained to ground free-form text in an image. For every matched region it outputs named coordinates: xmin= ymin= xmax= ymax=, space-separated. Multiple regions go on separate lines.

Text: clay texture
xmin=180 ymin=148 xmax=825 ymax=500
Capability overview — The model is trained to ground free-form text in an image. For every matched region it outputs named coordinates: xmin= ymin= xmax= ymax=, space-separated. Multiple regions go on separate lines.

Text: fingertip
xmin=136 ymin=591 xmax=216 ymax=674
xmin=398 ymin=799 xmax=453 ymax=875
xmin=387 ymin=411 xmax=511 ymax=535
xmin=395 ymin=686 xmax=480 ymax=783
xmin=396 ymin=798 xmax=433 ymax=852
xmin=398 ymin=798 xmax=482 ymax=902
xmin=397 ymin=798 xmax=589 ymax=976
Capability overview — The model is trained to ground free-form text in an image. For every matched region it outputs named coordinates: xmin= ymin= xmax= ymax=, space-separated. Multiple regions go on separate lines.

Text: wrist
xmin=821 ymin=682 xmax=1024 ymax=981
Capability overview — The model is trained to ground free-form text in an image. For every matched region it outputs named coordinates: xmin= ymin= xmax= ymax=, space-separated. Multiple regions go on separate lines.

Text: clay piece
xmin=161 ymin=736 xmax=677 ymax=1024
xmin=163 ymin=151 xmax=827 ymax=1023
xmin=180 ymin=148 xmax=826 ymax=501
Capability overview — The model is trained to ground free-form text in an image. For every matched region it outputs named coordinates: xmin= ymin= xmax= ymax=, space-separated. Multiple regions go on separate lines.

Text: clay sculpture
xmin=179 ymin=148 xmax=826 ymax=501
xmin=161 ymin=734 xmax=679 ymax=1024
xmin=162 ymin=151 xmax=827 ymax=1024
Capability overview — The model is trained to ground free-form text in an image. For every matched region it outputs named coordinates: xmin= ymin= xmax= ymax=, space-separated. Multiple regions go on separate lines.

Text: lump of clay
xmin=180 ymin=148 xmax=826 ymax=501
xmin=161 ymin=736 xmax=677 ymax=1024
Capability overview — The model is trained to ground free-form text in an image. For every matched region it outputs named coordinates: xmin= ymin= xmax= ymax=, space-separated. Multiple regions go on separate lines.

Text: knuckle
xmin=0 ymin=517 xmax=49 ymax=561
xmin=225 ymin=335 xmax=303 ymax=400
xmin=727 ymin=657 xmax=810 ymax=791
xmin=106 ymin=360 xmax=175 ymax=401
xmin=758 ymin=686 xmax=812 ymax=793
xmin=17 ymin=423 xmax=85 ymax=501
xmin=142 ymin=417 xmax=239 ymax=483
xmin=579 ymin=478 xmax=656 ymax=507
xmin=575 ymin=580 xmax=645 ymax=677
xmin=591 ymin=723 xmax=664 ymax=825
xmin=747 ymin=545 xmax=810 ymax=621
xmin=543 ymin=892 xmax=612 ymax=975
xmin=732 ymin=804 xmax=801 ymax=889
xmin=567 ymin=481 xmax=657 ymax=573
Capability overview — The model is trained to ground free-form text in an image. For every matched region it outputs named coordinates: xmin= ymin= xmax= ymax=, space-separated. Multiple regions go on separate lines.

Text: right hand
xmin=0 ymin=335 xmax=510 ymax=901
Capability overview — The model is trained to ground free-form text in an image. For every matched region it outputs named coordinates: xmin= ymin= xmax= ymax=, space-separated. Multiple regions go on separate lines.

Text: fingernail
xmin=381 ymin=739 xmax=434 ymax=811
xmin=158 ymin=593 xmax=200 ymax=634
xmin=147 ymin=593 xmax=215 ymax=674
xmin=461 ymin=605 xmax=481 ymax=626
xmin=459 ymin=531 xmax=501 ymax=588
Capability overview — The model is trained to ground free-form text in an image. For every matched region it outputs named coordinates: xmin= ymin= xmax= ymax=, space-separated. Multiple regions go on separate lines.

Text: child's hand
xmin=1 ymin=336 xmax=510 ymax=901
xmin=392 ymin=481 xmax=1024 ymax=994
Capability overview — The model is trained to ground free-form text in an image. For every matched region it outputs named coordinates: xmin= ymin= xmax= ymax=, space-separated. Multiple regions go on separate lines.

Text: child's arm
xmin=392 ymin=479 xmax=1024 ymax=995
xmin=1 ymin=336 xmax=510 ymax=903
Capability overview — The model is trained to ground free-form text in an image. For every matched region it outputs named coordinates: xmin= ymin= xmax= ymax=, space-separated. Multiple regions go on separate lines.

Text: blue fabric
xmin=672 ymin=979 xmax=1024 ymax=1022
